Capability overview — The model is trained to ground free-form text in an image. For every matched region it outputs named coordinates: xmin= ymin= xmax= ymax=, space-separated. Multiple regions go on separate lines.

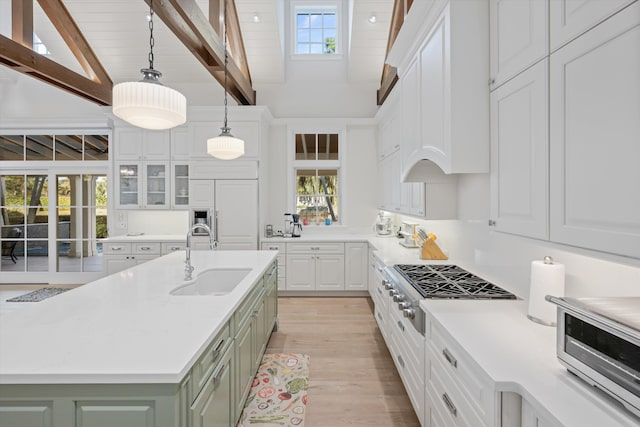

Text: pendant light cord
xmin=223 ymin=0 xmax=229 ymax=130
xmin=148 ymin=0 xmax=155 ymax=70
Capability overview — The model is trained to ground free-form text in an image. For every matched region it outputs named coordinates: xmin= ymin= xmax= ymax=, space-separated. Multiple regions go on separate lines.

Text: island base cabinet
xmin=190 ymin=344 xmax=234 ymax=427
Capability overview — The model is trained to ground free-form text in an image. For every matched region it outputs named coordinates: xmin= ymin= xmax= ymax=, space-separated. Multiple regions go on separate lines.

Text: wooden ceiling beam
xmin=36 ymin=0 xmax=111 ymax=84
xmin=146 ymin=0 xmax=255 ymax=105
xmin=11 ymin=0 xmax=33 ymax=48
xmin=0 ymin=34 xmax=112 ymax=105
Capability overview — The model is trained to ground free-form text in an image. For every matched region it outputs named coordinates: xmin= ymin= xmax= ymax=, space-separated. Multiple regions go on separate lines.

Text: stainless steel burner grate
xmin=393 ymin=264 xmax=516 ymax=299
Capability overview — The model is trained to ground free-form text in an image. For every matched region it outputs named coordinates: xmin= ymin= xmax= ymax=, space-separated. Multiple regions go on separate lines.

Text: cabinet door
xmin=116 ymin=162 xmax=142 ymax=208
xmin=172 ymin=163 xmax=190 ymax=208
xmin=171 ymin=126 xmax=190 ymax=160
xmin=142 ymin=130 xmax=171 ymax=160
xmin=143 ymin=162 xmax=170 ymax=209
xmin=190 ymin=180 xmax=215 ymax=207
xmin=401 ymin=58 xmax=421 ymax=168
xmin=265 ymin=268 xmax=278 ymax=333
xmin=190 ymin=345 xmax=234 ymax=427
xmin=389 ymin=151 xmax=401 ymax=212
xmin=286 ymin=254 xmax=315 ymax=290
xmin=550 ymin=0 xmax=635 ymax=51
xmin=489 ymin=0 xmax=548 ymax=89
xmin=316 ymin=254 xmax=345 ymax=290
xmin=549 ymin=4 xmax=640 ymax=258
xmin=215 ymin=180 xmax=258 ymax=250
xmin=114 ymin=127 xmax=143 ymax=160
xmin=345 ymin=243 xmax=368 ymax=291
xmin=253 ymin=298 xmax=267 ymax=368
xmin=234 ymin=318 xmax=254 ymax=420
xmin=490 ymin=59 xmax=548 ymax=239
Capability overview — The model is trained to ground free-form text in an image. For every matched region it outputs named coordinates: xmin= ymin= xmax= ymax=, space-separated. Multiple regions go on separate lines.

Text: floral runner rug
xmin=238 ymin=353 xmax=310 ymax=426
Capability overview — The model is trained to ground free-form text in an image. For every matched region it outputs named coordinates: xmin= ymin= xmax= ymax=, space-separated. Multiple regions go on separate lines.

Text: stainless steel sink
xmin=170 ymin=268 xmax=251 ymax=296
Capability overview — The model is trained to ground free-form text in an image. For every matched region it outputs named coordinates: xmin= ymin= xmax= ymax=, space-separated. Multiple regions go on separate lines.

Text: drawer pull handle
xmin=377 ymin=312 xmax=382 ymax=321
xmin=397 ymin=320 xmax=404 ymax=332
xmin=169 ymin=246 xmax=181 ymax=251
xmin=140 ymin=247 xmax=151 ymax=251
xmin=111 ymin=247 xmax=123 ymax=251
xmin=442 ymin=393 xmax=457 ymax=417
xmin=269 ymin=246 xmax=278 ymax=250
xmin=377 ymin=287 xmax=382 ymax=295
xmin=212 ymin=363 xmax=226 ymax=385
xmin=442 ymin=348 xmax=457 ymax=368
xmin=397 ymin=354 xmax=405 ymax=368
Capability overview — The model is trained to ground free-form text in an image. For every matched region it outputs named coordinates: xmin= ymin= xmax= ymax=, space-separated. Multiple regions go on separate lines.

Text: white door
xmin=190 ymin=180 xmax=215 ymax=207
xmin=489 ymin=0 xmax=548 ymax=89
xmin=549 ymin=0 xmax=635 ymax=51
xmin=490 ymin=60 xmax=548 ymax=239
xmin=549 ymin=3 xmax=640 ymax=258
xmin=215 ymin=180 xmax=258 ymax=250
xmin=316 ymin=254 xmax=345 ymax=290
xmin=345 ymin=243 xmax=367 ymax=291
xmin=286 ymin=254 xmax=315 ymax=290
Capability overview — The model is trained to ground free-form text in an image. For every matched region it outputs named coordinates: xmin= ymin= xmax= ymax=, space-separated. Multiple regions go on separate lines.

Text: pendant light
xmin=112 ymin=0 xmax=187 ymax=130
xmin=207 ymin=1 xmax=244 ymax=160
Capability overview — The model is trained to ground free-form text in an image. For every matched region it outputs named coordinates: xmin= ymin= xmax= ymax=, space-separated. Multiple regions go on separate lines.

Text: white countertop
xmin=261 ymin=233 xmax=371 ymax=243
xmin=420 ymin=299 xmax=639 ymax=427
xmin=102 ymin=234 xmax=185 ymax=242
xmin=0 ymin=250 xmax=276 ymax=384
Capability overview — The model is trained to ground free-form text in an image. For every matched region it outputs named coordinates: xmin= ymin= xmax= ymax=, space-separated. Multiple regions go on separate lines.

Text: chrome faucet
xmin=185 ymin=223 xmax=217 ymax=281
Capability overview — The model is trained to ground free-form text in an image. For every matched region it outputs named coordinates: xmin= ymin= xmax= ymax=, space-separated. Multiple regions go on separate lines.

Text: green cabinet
xmin=189 ymin=344 xmax=234 ymax=427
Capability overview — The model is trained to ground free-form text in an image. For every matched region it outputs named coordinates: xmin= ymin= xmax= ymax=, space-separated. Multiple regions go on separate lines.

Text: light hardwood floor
xmin=266 ymin=297 xmax=421 ymax=427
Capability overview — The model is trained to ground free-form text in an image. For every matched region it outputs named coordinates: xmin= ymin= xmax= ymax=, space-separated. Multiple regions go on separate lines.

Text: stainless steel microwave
xmin=547 ymin=296 xmax=640 ymax=418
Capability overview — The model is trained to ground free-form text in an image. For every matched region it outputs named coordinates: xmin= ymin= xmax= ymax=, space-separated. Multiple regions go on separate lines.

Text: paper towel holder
xmin=527 ymin=255 xmax=565 ymax=327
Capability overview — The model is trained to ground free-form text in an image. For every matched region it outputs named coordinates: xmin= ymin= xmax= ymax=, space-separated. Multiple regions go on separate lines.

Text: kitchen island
xmin=0 ymin=250 xmax=278 ymax=427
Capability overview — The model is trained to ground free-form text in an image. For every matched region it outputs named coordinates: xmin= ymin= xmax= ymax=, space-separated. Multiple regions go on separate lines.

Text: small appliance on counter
xmin=547 ymin=296 xmax=640 ymax=418
xmin=283 ymin=213 xmax=293 ymax=237
xmin=291 ymin=214 xmax=302 ymax=237
xmin=399 ymin=221 xmax=419 ymax=248
xmin=375 ymin=211 xmax=393 ymax=236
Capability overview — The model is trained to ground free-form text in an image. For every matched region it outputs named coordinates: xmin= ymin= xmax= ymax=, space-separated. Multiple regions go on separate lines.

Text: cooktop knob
xmin=383 ymin=280 xmax=393 ymax=290
xmin=403 ymin=308 xmax=415 ymax=319
xmin=389 ymin=289 xmax=399 ymax=297
xmin=392 ymin=294 xmax=405 ymax=302
xmin=398 ymin=301 xmax=411 ymax=310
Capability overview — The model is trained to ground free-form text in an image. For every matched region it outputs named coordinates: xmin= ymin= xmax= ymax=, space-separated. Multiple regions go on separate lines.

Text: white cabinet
xmin=549 ymin=3 xmax=640 ymax=259
xmin=413 ymin=0 xmax=489 ymax=174
xmin=261 ymin=242 xmax=286 ymax=291
xmin=215 ymin=180 xmax=258 ymax=250
xmin=190 ymin=180 xmax=215 ymax=207
xmin=114 ymin=127 xmax=171 ymax=161
xmin=102 ymin=242 xmax=161 ymax=275
xmin=144 ymin=161 xmax=170 ymax=209
xmin=116 ymin=161 xmax=188 ymax=209
xmin=286 ymin=243 xmax=345 ymax=291
xmin=345 ymin=243 xmax=368 ymax=291
xmin=489 ymin=0 xmax=548 ymax=89
xmin=401 ymin=57 xmax=421 ymax=167
xmin=549 ymin=0 xmax=636 ymax=52
xmin=378 ymin=92 xmax=401 ymax=161
xmin=170 ymin=126 xmax=190 ymax=160
xmin=171 ymin=163 xmax=190 ymax=208
xmin=490 ymin=60 xmax=549 ymax=239
xmin=379 ymin=151 xmax=428 ymax=217
xmin=522 ymin=398 xmax=556 ymax=427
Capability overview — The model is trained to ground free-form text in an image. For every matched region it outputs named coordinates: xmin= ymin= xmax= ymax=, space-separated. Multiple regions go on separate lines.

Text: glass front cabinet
xmin=117 ymin=161 xmax=187 ymax=209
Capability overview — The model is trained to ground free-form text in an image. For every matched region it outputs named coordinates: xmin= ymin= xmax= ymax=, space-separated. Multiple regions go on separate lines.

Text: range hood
xmin=401 ymin=145 xmax=489 ymax=183
xmin=401 ymin=154 xmax=455 ymax=184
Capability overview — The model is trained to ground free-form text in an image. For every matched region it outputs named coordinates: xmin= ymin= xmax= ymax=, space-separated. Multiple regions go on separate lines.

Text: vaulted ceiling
xmin=1 ymin=0 xmax=394 ymax=109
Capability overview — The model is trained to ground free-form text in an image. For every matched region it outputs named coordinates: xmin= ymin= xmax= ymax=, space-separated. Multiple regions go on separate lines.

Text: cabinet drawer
xmin=103 ymin=242 xmax=132 ymax=254
xmin=191 ymin=321 xmax=231 ymax=403
xmin=429 ymin=321 xmax=495 ymax=425
xmin=388 ymin=302 xmax=424 ymax=378
xmin=427 ymin=344 xmax=486 ymax=427
xmin=162 ymin=242 xmax=186 ymax=254
xmin=389 ymin=330 xmax=425 ymax=424
xmin=133 ymin=242 xmax=161 ymax=255
xmin=286 ymin=242 xmax=344 ymax=254
xmin=261 ymin=242 xmax=285 ymax=252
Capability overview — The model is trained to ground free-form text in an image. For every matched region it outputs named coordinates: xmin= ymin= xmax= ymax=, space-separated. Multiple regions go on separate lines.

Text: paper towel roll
xmin=527 ymin=257 xmax=565 ymax=326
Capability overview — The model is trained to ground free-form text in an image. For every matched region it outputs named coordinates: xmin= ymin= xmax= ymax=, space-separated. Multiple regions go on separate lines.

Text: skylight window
xmin=293 ymin=3 xmax=339 ymax=55
xmin=33 ymin=34 xmax=50 ymax=55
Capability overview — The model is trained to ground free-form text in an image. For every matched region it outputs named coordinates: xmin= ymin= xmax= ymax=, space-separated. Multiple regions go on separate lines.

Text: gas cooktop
xmin=393 ymin=264 xmax=516 ymax=300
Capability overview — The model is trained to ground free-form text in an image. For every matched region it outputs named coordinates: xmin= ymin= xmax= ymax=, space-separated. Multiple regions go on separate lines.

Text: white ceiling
xmin=22 ymin=0 xmax=393 ymax=107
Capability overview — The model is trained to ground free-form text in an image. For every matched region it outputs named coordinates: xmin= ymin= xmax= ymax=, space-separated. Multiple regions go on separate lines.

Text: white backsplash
xmin=391 ymin=216 xmax=640 ymax=299
xmin=116 ymin=210 xmax=189 ymax=236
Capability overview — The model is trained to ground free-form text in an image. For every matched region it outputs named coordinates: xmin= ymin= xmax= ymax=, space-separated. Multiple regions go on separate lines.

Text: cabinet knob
xmin=488 ymin=78 xmax=496 ymax=86
xmin=488 ymin=219 xmax=496 ymax=226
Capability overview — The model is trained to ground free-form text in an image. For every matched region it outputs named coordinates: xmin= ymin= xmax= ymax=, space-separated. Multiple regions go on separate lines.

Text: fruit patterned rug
xmin=238 ymin=353 xmax=310 ymax=426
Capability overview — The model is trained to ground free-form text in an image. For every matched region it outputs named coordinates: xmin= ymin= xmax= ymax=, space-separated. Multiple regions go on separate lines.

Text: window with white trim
xmin=292 ymin=133 xmax=341 ymax=224
xmin=292 ymin=2 xmax=339 ymax=55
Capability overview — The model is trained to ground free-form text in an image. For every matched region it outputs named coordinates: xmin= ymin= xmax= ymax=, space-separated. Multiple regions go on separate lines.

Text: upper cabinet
xmin=549 ymin=0 xmax=636 ymax=52
xmin=388 ymin=0 xmax=490 ymax=176
xmin=489 ymin=0 xmax=548 ymax=90
xmin=549 ymin=2 xmax=640 ymax=258
xmin=113 ymin=128 xmax=171 ymax=161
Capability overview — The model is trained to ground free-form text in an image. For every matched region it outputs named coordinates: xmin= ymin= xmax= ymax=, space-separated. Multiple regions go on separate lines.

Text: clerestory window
xmin=292 ymin=2 xmax=340 ymax=56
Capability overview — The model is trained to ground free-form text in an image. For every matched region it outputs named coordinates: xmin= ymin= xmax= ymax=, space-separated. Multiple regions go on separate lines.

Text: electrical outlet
xmin=117 ymin=222 xmax=127 ymax=229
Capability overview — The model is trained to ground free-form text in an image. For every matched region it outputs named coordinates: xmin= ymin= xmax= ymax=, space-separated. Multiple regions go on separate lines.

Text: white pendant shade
xmin=113 ymin=81 xmax=187 ymax=130
xmin=207 ymin=130 xmax=245 ymax=160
